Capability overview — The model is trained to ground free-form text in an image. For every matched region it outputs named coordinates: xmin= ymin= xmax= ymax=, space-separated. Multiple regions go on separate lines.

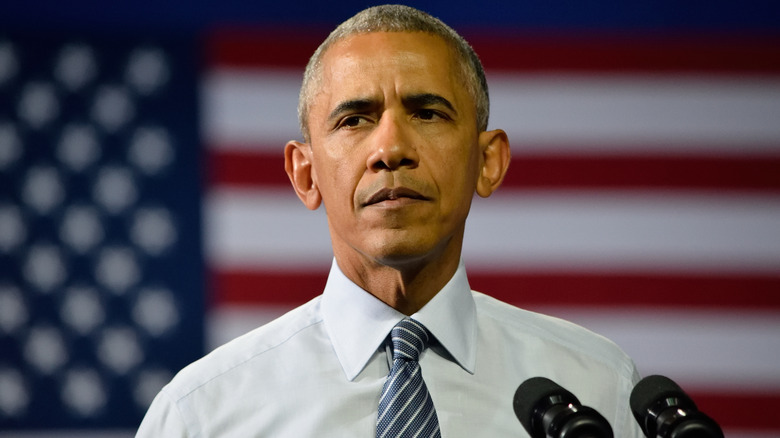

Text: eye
xmin=338 ymin=115 xmax=369 ymax=129
xmin=417 ymin=109 xmax=436 ymax=120
xmin=415 ymin=109 xmax=448 ymax=121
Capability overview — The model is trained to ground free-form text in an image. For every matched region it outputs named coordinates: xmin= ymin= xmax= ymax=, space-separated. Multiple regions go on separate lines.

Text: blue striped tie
xmin=376 ymin=318 xmax=441 ymax=438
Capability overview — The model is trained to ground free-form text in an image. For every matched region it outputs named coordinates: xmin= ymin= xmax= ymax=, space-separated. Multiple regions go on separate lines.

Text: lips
xmin=363 ymin=187 xmax=430 ymax=206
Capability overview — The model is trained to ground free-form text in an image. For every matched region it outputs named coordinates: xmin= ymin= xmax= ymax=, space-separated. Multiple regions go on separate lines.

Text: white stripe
xmin=204 ymin=188 xmax=331 ymax=270
xmin=209 ymin=304 xmax=780 ymax=390
xmin=205 ymin=188 xmax=780 ymax=273
xmin=465 ymin=191 xmax=780 ymax=272
xmin=202 ymin=69 xmax=303 ymax=147
xmin=488 ymin=73 xmax=780 ymax=152
xmin=203 ymin=69 xmax=780 ymax=154
xmin=539 ymin=307 xmax=780 ymax=391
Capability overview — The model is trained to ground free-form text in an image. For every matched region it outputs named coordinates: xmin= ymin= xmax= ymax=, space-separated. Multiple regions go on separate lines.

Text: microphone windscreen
xmin=629 ymin=375 xmax=696 ymax=417
xmin=513 ymin=377 xmax=579 ymax=432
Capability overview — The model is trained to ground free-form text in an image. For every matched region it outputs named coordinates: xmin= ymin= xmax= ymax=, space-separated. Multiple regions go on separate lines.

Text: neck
xmin=337 ymin=252 xmax=460 ymax=316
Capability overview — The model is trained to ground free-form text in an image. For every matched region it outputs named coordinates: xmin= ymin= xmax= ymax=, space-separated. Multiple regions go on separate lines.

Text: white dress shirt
xmin=137 ymin=259 xmax=644 ymax=437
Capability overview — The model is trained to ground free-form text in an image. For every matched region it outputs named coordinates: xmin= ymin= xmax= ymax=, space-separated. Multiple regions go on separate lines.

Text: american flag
xmin=0 ymin=34 xmax=204 ymax=434
xmin=1 ymin=26 xmax=780 ymax=438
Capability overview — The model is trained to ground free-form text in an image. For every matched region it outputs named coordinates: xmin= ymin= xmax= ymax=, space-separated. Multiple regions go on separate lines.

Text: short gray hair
xmin=297 ymin=4 xmax=490 ymax=142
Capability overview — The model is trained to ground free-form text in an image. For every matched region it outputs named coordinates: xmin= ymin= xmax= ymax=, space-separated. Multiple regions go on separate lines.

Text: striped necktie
xmin=376 ymin=318 xmax=441 ymax=438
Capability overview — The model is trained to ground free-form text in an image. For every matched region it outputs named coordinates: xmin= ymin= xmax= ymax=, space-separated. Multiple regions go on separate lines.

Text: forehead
xmin=313 ymin=32 xmax=467 ymax=111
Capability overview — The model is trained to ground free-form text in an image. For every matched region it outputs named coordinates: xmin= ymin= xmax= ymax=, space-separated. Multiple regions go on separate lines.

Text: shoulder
xmin=472 ymin=291 xmax=637 ymax=377
xmin=161 ymin=296 xmax=325 ymax=401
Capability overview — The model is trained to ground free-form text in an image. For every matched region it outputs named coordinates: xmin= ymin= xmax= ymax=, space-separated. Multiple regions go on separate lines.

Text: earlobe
xmin=476 ymin=129 xmax=511 ymax=198
xmin=284 ymin=140 xmax=322 ymax=210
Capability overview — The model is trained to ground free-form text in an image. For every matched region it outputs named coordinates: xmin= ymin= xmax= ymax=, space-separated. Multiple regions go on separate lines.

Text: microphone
xmin=629 ymin=375 xmax=724 ymax=438
xmin=513 ymin=377 xmax=614 ymax=438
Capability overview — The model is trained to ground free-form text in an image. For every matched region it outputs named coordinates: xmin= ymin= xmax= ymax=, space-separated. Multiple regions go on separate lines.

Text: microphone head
xmin=513 ymin=377 xmax=579 ymax=435
xmin=630 ymin=375 xmax=723 ymax=438
xmin=630 ymin=375 xmax=696 ymax=424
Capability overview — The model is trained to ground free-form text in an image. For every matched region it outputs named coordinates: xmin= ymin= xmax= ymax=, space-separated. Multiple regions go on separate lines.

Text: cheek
xmin=430 ymin=143 xmax=480 ymax=186
xmin=313 ymin=156 xmax=360 ymax=209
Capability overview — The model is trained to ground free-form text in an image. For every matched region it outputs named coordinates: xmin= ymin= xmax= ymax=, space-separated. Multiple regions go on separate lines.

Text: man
xmin=137 ymin=5 xmax=643 ymax=437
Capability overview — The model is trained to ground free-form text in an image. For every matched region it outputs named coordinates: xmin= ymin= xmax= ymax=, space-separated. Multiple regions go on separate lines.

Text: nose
xmin=365 ymin=114 xmax=419 ymax=172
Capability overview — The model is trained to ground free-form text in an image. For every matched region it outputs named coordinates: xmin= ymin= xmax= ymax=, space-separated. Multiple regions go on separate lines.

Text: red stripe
xmin=469 ymin=272 xmax=780 ymax=310
xmin=206 ymin=28 xmax=326 ymax=69
xmin=687 ymin=390 xmax=780 ymax=431
xmin=469 ymin=33 xmax=780 ymax=74
xmin=212 ymin=270 xmax=780 ymax=310
xmin=208 ymin=149 xmax=780 ymax=192
xmin=209 ymin=149 xmax=289 ymax=187
xmin=505 ymin=154 xmax=780 ymax=192
xmin=210 ymin=270 xmax=326 ymax=306
xmin=207 ymin=29 xmax=780 ymax=73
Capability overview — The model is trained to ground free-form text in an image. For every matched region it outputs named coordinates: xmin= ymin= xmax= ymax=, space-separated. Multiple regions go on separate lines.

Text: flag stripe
xmin=211 ymin=270 xmax=780 ymax=310
xmin=205 ymin=189 xmax=780 ymax=273
xmin=209 ymin=149 xmax=780 ymax=192
xmin=202 ymin=70 xmax=780 ymax=147
xmin=688 ymin=392 xmax=780 ymax=431
xmin=550 ymin=308 xmax=780 ymax=389
xmin=206 ymin=30 xmax=780 ymax=73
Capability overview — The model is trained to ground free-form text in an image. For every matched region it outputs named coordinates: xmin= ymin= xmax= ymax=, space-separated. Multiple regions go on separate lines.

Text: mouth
xmin=363 ymin=187 xmax=430 ymax=207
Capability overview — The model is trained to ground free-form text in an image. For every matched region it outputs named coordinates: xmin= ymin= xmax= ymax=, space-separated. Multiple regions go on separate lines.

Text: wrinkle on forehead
xmin=311 ymin=32 xmax=468 ymax=127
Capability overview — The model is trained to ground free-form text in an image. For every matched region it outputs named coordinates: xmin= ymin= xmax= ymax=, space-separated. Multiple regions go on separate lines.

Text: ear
xmin=475 ymin=129 xmax=511 ymax=198
xmin=284 ymin=140 xmax=322 ymax=210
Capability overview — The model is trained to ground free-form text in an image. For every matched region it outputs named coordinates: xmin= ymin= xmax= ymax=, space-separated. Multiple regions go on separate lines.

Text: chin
xmin=367 ymin=233 xmax=449 ymax=267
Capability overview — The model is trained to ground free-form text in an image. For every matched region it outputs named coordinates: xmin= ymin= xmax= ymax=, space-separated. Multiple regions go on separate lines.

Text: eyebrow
xmin=402 ymin=93 xmax=457 ymax=114
xmin=327 ymin=98 xmax=376 ymax=123
xmin=326 ymin=93 xmax=458 ymax=123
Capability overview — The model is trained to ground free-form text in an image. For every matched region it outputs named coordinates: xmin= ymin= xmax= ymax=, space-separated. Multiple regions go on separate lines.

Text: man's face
xmin=302 ymin=31 xmax=485 ymax=267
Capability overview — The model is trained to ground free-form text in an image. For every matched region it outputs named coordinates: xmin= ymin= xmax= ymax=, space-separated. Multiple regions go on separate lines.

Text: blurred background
xmin=0 ymin=1 xmax=779 ymax=436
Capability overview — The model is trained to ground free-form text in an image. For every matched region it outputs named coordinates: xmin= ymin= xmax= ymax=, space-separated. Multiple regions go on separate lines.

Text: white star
xmin=54 ymin=43 xmax=98 ymax=92
xmin=0 ymin=41 xmax=19 ymax=87
xmin=57 ymin=123 xmax=101 ymax=172
xmin=91 ymin=85 xmax=135 ymax=132
xmin=94 ymin=245 xmax=140 ymax=294
xmin=97 ymin=326 xmax=144 ymax=375
xmin=131 ymin=207 xmax=177 ymax=255
xmin=126 ymin=47 xmax=170 ymax=95
xmin=0 ymin=122 xmax=22 ymax=171
xmin=59 ymin=204 xmax=104 ymax=254
xmin=0 ymin=204 xmax=26 ymax=254
xmin=22 ymin=243 xmax=67 ymax=293
xmin=61 ymin=368 xmax=107 ymax=417
xmin=92 ymin=166 xmax=138 ymax=214
xmin=17 ymin=81 xmax=60 ymax=129
xmin=60 ymin=285 xmax=105 ymax=336
xmin=21 ymin=165 xmax=66 ymax=215
xmin=128 ymin=126 xmax=174 ymax=175
xmin=0 ymin=285 xmax=28 ymax=335
xmin=0 ymin=368 xmax=29 ymax=418
xmin=133 ymin=368 xmax=172 ymax=409
xmin=133 ymin=286 xmax=180 ymax=337
xmin=23 ymin=325 xmax=69 ymax=375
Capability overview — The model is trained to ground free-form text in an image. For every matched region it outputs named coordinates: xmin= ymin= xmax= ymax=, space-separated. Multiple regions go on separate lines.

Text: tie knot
xmin=391 ymin=318 xmax=430 ymax=362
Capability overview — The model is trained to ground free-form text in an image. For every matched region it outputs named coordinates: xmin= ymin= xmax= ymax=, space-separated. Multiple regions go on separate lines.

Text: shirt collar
xmin=322 ymin=258 xmax=477 ymax=381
